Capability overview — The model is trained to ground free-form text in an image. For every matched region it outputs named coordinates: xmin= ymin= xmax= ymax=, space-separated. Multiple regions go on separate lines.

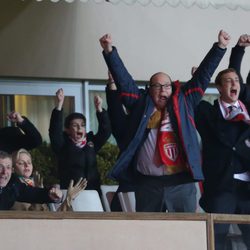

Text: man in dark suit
xmin=195 ymin=34 xmax=250 ymax=250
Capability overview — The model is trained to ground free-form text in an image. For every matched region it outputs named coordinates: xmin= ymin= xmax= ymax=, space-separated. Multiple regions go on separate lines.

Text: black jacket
xmin=106 ymin=87 xmax=129 ymax=152
xmin=0 ymin=175 xmax=52 ymax=210
xmin=195 ymin=44 xmax=250 ymax=205
xmin=49 ymin=109 xmax=111 ymax=190
xmin=196 ymin=100 xmax=250 ymax=197
xmin=231 ymin=40 xmax=250 ymax=86
xmin=0 ymin=117 xmax=42 ymax=153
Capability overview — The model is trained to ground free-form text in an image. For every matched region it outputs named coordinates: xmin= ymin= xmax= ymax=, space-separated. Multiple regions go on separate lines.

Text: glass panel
xmin=0 ymin=94 xmax=74 ymax=142
xmin=214 ymin=222 xmax=248 ymax=249
xmin=0 ymin=95 xmax=14 ymax=127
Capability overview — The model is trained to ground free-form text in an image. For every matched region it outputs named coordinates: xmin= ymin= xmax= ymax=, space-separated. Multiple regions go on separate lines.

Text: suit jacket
xmin=196 ymin=44 xmax=250 ymax=211
xmin=196 ymin=99 xmax=250 ymax=199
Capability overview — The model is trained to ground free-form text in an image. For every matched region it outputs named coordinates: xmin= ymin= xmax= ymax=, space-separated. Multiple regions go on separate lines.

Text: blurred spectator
xmin=0 ymin=111 xmax=42 ymax=153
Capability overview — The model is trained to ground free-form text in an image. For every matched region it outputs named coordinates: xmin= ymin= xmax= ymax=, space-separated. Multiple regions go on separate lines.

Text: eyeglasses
xmin=150 ymin=83 xmax=172 ymax=90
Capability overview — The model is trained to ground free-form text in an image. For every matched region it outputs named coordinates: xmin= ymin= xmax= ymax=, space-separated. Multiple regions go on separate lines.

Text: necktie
xmin=228 ymin=105 xmax=238 ymax=113
xmin=228 ymin=105 xmax=245 ymax=122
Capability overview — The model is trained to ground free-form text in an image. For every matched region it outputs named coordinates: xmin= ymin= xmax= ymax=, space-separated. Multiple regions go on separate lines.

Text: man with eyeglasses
xmin=99 ymin=30 xmax=230 ymax=212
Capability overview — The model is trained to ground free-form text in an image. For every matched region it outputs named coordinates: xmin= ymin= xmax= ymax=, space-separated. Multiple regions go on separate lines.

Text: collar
xmin=221 ymin=99 xmax=240 ymax=109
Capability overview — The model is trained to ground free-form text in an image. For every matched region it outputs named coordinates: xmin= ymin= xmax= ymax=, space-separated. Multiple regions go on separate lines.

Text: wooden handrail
xmin=0 ymin=211 xmax=209 ymax=220
xmin=0 ymin=211 xmax=249 ymax=250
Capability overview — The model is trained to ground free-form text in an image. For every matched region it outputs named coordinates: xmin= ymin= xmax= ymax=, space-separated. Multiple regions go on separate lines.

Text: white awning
xmin=33 ymin=0 xmax=250 ymax=10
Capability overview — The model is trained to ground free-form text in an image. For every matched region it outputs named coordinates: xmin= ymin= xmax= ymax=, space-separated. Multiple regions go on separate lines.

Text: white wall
xmin=0 ymin=217 xmax=207 ymax=250
xmin=0 ymin=0 xmax=249 ymax=82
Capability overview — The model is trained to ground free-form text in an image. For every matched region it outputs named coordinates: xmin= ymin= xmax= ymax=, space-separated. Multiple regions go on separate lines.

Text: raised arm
xmin=229 ymin=34 xmax=250 ymax=102
xmin=183 ymin=30 xmax=230 ymax=107
xmin=229 ymin=34 xmax=250 ymax=82
xmin=55 ymin=88 xmax=65 ymax=111
xmin=7 ymin=111 xmax=42 ymax=151
xmin=94 ymin=95 xmax=103 ymax=113
xmin=89 ymin=95 xmax=111 ymax=152
xmin=49 ymin=88 xmax=65 ymax=153
xmin=106 ymin=72 xmax=129 ymax=150
xmin=100 ymin=34 xmax=141 ymax=109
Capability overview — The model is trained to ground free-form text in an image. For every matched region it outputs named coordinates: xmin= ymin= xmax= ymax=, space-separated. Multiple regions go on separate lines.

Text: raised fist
xmin=7 ymin=111 xmax=24 ymax=124
xmin=94 ymin=95 xmax=103 ymax=112
xmin=99 ymin=33 xmax=113 ymax=53
xmin=237 ymin=34 xmax=250 ymax=47
xmin=218 ymin=30 xmax=231 ymax=49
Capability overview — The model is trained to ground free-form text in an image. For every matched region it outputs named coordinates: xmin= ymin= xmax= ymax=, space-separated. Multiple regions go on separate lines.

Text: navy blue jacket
xmin=103 ymin=43 xmax=226 ymax=183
